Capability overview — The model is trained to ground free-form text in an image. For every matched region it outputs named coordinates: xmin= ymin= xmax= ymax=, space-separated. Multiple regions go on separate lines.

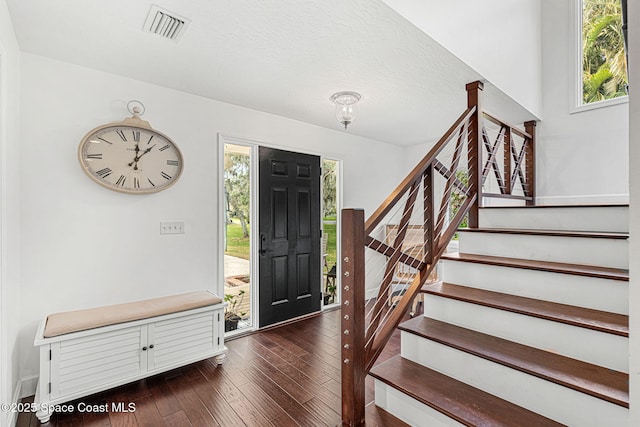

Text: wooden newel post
xmin=466 ymin=81 xmax=484 ymax=228
xmin=524 ymin=120 xmax=537 ymax=206
xmin=341 ymin=208 xmax=366 ymax=427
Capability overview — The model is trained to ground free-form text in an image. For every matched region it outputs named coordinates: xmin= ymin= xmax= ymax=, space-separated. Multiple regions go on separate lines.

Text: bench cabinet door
xmin=50 ymin=325 xmax=146 ymax=400
xmin=147 ymin=309 xmax=220 ymax=371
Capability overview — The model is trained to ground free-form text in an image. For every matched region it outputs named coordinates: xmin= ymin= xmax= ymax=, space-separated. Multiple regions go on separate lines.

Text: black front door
xmin=258 ymin=147 xmax=321 ymax=327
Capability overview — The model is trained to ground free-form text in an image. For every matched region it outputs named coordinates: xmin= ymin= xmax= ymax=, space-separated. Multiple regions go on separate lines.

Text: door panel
xmin=271 ymin=255 xmax=288 ymax=303
xmin=298 ymin=189 xmax=311 ymax=237
xmin=259 ymin=147 xmax=321 ymax=327
xmin=297 ymin=253 xmax=311 ymax=296
xmin=272 ymin=187 xmax=288 ymax=239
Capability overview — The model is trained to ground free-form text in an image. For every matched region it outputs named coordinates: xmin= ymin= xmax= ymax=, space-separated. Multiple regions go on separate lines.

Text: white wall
xmin=537 ymin=0 xmax=628 ymax=205
xmin=381 ymin=0 xmax=542 ymax=118
xmin=0 ymin=0 xmax=21 ymax=424
xmin=17 ymin=53 xmax=405 ymax=386
xmin=627 ymin=0 xmax=639 ymax=424
xmin=395 ymin=1 xmax=628 ymax=206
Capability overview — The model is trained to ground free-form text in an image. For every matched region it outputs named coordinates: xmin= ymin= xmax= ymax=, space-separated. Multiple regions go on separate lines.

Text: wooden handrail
xmin=341 ymin=81 xmax=537 ymax=426
xmin=364 ymin=106 xmax=476 ymax=236
xmin=483 ymin=110 xmax=532 ymax=140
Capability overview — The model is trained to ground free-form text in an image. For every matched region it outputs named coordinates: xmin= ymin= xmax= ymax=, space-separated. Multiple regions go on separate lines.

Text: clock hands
xmin=128 ymin=144 xmax=156 ymax=170
xmin=138 ymin=144 xmax=156 ymax=160
xmin=128 ymin=141 xmax=141 ymax=170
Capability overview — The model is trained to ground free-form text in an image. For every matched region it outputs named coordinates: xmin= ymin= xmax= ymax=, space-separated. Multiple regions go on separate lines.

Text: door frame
xmin=218 ymin=135 xmax=259 ymax=334
xmin=217 ymin=134 xmax=342 ymax=333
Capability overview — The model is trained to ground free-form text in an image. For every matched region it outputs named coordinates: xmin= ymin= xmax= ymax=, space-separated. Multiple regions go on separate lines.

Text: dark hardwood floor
xmin=17 ymin=306 xmax=413 ymax=427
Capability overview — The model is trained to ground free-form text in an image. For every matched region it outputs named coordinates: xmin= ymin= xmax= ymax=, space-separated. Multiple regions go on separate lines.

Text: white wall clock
xmin=78 ymin=102 xmax=183 ymax=194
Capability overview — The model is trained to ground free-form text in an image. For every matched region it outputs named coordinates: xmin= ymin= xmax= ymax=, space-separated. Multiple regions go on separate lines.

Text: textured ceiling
xmin=7 ymin=0 xmax=532 ymax=146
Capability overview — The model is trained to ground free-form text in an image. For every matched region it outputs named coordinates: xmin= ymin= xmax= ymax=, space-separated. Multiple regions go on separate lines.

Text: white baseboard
xmin=19 ymin=375 xmax=38 ymax=398
xmin=5 ymin=375 xmax=38 ymax=426
xmin=4 ymin=408 xmax=15 ymax=427
xmin=7 ymin=380 xmax=21 ymax=427
xmin=536 ymin=194 xmax=629 ymax=205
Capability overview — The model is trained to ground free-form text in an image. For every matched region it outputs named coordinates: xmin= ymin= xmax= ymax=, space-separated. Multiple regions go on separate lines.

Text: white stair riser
xmin=458 ymin=232 xmax=628 ymax=269
xmin=374 ymin=380 xmax=465 ymax=427
xmin=401 ymin=333 xmax=628 ymax=427
xmin=423 ymin=295 xmax=628 ymax=372
xmin=479 ymin=206 xmax=628 ymax=233
xmin=440 ymin=260 xmax=628 ymax=314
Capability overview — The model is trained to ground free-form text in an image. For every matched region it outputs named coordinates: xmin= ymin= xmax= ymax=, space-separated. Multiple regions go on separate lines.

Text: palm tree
xmin=582 ymin=0 xmax=627 ymax=103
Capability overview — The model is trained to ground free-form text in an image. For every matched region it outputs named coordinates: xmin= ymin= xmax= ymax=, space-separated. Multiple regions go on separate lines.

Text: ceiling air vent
xmin=143 ymin=5 xmax=190 ymax=42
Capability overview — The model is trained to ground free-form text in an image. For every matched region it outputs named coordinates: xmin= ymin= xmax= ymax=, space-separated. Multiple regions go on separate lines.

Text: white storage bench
xmin=33 ymin=290 xmax=226 ymax=423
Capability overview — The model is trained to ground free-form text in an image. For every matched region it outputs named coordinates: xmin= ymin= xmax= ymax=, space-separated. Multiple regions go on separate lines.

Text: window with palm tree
xmin=581 ymin=0 xmax=627 ymax=104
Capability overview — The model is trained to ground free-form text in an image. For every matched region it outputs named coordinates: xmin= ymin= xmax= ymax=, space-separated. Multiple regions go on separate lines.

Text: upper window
xmin=580 ymin=0 xmax=628 ymax=106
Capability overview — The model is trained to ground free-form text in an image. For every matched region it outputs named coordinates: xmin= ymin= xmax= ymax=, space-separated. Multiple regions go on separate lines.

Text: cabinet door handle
xmin=142 ymin=346 xmax=147 ymax=351
xmin=149 ymin=344 xmax=154 ymax=349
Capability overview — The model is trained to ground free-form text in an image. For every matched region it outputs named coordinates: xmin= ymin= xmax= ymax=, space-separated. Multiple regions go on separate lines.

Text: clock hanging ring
xmin=78 ymin=101 xmax=184 ymax=194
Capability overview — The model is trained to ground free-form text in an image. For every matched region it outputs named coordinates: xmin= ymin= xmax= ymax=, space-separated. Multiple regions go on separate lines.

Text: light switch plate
xmin=160 ymin=221 xmax=185 ymax=235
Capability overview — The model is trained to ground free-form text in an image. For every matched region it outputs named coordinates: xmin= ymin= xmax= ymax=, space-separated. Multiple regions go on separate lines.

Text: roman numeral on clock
xmin=148 ymin=178 xmax=156 ymax=187
xmin=133 ymin=177 xmax=140 ymax=189
xmin=97 ymin=137 xmax=112 ymax=145
xmin=132 ymin=130 xmax=140 ymax=142
xmin=86 ymin=153 xmax=103 ymax=160
xmin=116 ymin=175 xmax=126 ymax=186
xmin=96 ymin=168 xmax=112 ymax=178
xmin=161 ymin=172 xmax=172 ymax=180
xmin=116 ymin=130 xmax=127 ymax=141
xmin=159 ymin=145 xmax=170 ymax=152
xmin=167 ymin=160 xmax=179 ymax=166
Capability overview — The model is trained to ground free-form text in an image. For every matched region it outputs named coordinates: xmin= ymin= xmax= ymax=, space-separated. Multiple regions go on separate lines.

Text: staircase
xmin=370 ymin=205 xmax=629 ymax=426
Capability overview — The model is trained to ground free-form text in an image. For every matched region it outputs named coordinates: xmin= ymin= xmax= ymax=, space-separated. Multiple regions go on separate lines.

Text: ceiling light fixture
xmin=330 ymin=91 xmax=361 ymax=129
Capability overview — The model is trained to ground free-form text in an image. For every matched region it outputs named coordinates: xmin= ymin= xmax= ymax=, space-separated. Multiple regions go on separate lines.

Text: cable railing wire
xmin=362 ymin=131 xmax=476 ymax=343
xmin=362 ymin=184 xmax=429 ymax=331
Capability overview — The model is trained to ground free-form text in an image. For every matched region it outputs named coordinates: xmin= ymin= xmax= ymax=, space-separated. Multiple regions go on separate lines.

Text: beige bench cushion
xmin=43 ymin=290 xmax=222 ymax=338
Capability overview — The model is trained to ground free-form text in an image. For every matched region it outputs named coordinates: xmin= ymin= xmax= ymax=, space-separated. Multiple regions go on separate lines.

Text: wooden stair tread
xmin=399 ymin=317 xmax=629 ymax=407
xmin=441 ymin=252 xmax=629 ymax=281
xmin=422 ymin=282 xmax=628 ymax=336
xmin=479 ymin=204 xmax=629 ymax=209
xmin=457 ymin=228 xmax=628 ymax=239
xmin=370 ymin=355 xmax=566 ymax=427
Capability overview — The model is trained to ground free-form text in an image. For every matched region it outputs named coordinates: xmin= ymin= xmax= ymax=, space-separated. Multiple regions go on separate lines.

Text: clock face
xmin=79 ymin=124 xmax=183 ymax=194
